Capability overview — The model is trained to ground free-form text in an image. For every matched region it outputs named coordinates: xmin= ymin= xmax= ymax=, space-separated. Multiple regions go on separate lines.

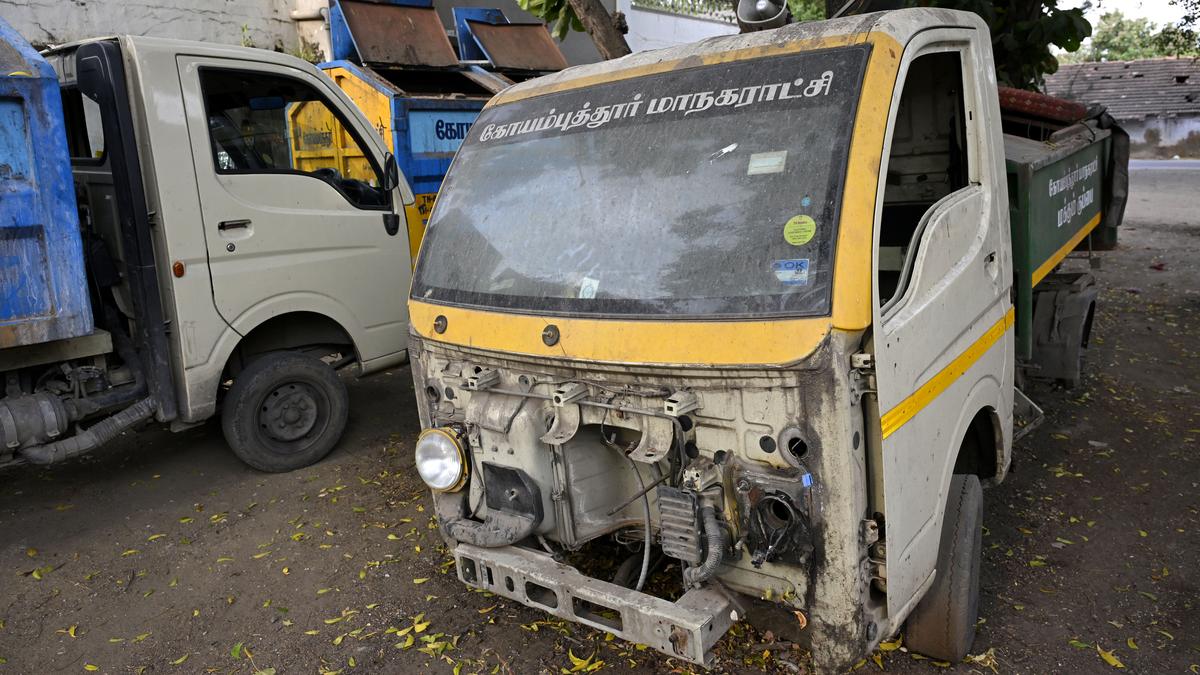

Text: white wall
xmin=616 ymin=0 xmax=737 ymax=53
xmin=2 ymin=0 xmax=299 ymax=50
xmin=2 ymin=0 xmax=734 ymax=63
xmin=1124 ymin=116 xmax=1200 ymax=158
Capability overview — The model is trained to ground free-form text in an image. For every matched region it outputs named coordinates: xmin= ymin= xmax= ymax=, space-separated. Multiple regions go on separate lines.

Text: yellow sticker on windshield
xmin=783 ymin=215 xmax=816 ymax=246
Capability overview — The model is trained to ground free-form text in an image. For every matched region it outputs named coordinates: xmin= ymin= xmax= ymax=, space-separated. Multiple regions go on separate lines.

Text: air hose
xmin=684 ymin=504 xmax=727 ymax=586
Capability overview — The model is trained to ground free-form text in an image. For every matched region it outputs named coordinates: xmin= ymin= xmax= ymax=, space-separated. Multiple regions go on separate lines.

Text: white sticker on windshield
xmin=772 ymin=259 xmax=810 ymax=286
xmin=579 ymin=276 xmax=599 ymax=299
xmin=748 ymin=151 xmax=787 ymax=175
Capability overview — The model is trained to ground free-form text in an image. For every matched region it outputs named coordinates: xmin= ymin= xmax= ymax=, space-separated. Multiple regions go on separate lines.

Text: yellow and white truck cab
xmin=406 ymin=8 xmax=1123 ymax=670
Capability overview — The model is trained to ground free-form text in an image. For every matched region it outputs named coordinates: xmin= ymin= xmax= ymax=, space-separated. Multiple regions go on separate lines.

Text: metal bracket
xmin=861 ymin=518 xmax=880 ymax=546
xmin=848 ymin=353 xmax=876 ymax=403
xmin=465 ymin=368 xmax=500 ymax=391
xmin=1013 ymin=387 xmax=1045 ymax=442
xmin=551 ymin=382 xmax=588 ymax=407
xmin=850 ymin=352 xmax=874 ymax=370
xmin=539 ymin=403 xmax=581 ymax=445
xmin=663 ymin=390 xmax=700 ymax=417
xmin=628 ymin=414 xmax=675 ymax=463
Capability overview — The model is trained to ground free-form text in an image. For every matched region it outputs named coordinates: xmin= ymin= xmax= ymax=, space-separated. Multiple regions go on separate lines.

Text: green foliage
xmin=517 ymin=0 xmax=584 ymax=40
xmin=909 ymin=0 xmax=1091 ymax=90
xmin=1157 ymin=0 xmax=1200 ymax=54
xmin=787 ymin=0 xmax=826 ymax=22
xmin=1063 ymin=10 xmax=1200 ymax=62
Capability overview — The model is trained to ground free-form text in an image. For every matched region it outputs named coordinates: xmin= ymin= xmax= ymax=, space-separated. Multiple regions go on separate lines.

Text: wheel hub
xmin=260 ymin=384 xmax=319 ymax=442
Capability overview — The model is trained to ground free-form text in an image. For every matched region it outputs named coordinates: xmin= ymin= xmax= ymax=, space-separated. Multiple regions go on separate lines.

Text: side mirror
xmin=382 ymin=152 xmax=400 ymax=192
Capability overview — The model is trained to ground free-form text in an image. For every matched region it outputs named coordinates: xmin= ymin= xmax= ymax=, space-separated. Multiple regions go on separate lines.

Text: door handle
xmin=218 ymin=219 xmax=251 ymax=231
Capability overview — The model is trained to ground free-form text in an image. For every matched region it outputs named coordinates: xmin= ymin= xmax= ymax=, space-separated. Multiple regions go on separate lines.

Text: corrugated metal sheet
xmin=1044 ymin=58 xmax=1200 ymax=120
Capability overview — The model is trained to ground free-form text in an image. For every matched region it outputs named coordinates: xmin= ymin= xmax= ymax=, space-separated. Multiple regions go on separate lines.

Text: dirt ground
xmin=1 ymin=163 xmax=1197 ymax=674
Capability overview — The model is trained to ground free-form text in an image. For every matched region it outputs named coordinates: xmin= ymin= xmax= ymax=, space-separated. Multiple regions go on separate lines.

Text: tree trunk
xmin=565 ymin=0 xmax=632 ymax=60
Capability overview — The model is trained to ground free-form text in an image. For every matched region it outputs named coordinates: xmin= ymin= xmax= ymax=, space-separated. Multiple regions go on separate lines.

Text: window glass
xmin=412 ymin=46 xmax=870 ymax=318
xmin=198 ymin=69 xmax=388 ymax=208
xmin=61 ymin=87 xmax=105 ymax=160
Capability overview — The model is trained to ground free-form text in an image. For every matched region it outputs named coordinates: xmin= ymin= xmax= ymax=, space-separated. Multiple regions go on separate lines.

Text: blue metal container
xmin=0 ymin=17 xmax=92 ymax=348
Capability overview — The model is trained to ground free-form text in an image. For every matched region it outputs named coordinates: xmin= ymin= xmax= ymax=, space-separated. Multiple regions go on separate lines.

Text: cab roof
xmin=42 ymin=35 xmax=314 ymax=75
xmin=493 ymin=8 xmax=985 ymax=105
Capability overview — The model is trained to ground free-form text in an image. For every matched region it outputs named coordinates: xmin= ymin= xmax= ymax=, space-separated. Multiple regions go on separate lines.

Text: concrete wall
xmin=2 ymin=0 xmax=299 ymax=51
xmin=4 ymin=0 xmax=733 ymax=65
xmin=615 ymin=0 xmax=737 ymax=53
xmin=1125 ymin=116 xmax=1200 ymax=159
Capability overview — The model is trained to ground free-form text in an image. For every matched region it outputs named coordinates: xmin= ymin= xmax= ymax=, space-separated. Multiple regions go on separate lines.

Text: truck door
xmin=176 ymin=58 xmax=412 ymax=364
xmin=869 ymin=34 xmax=1013 ymax=618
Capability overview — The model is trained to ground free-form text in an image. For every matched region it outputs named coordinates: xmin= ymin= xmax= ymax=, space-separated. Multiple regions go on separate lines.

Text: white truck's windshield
xmin=412 ymin=46 xmax=869 ymax=317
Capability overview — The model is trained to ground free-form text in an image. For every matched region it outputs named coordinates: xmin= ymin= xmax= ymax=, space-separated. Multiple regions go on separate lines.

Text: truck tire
xmin=905 ymin=473 xmax=983 ymax=662
xmin=221 ymin=351 xmax=349 ymax=472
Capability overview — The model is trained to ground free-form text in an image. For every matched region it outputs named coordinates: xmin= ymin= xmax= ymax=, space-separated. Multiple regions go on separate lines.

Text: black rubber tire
xmin=905 ymin=473 xmax=983 ymax=662
xmin=221 ymin=351 xmax=348 ymax=472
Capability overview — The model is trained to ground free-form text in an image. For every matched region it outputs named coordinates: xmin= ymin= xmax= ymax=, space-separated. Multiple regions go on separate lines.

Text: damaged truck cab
xmin=407 ymin=9 xmax=1114 ymax=670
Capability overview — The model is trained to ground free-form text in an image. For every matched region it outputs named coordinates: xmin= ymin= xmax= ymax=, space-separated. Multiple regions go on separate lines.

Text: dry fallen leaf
xmin=1097 ymin=645 xmax=1125 ymax=669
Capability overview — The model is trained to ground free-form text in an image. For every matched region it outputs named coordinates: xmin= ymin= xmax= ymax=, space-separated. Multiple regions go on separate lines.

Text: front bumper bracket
xmin=453 ymin=542 xmax=736 ymax=667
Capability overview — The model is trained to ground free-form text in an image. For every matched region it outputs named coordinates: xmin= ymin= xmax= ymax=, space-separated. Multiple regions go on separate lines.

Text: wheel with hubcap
xmin=222 ymin=351 xmax=349 ymax=472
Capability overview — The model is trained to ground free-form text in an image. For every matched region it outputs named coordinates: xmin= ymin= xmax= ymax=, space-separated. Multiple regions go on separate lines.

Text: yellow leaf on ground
xmin=878 ymin=636 xmax=902 ymax=651
xmin=84 ymin=665 xmax=99 ymax=671
xmin=1127 ymin=637 xmax=1138 ymax=650
xmin=171 ymin=653 xmax=189 ymax=665
xmin=1097 ymin=645 xmax=1125 ymax=669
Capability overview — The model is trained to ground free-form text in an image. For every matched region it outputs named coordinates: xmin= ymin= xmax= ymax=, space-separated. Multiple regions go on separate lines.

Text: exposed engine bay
xmin=408 ymin=336 xmax=845 ymax=665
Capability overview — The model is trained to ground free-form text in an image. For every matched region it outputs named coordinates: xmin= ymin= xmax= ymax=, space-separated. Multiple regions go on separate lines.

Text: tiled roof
xmin=1044 ymin=57 xmax=1200 ymax=120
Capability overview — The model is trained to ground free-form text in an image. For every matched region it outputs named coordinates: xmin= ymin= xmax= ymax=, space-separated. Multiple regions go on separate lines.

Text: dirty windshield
xmin=412 ymin=46 xmax=869 ymax=317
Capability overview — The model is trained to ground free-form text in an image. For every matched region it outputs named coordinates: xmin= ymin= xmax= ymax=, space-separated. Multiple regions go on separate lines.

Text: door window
xmin=61 ymin=87 xmax=106 ymax=160
xmin=198 ymin=69 xmax=389 ymax=209
xmin=877 ymin=51 xmax=972 ymax=309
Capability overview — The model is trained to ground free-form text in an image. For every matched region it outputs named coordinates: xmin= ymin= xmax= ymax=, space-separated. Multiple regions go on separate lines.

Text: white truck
xmin=404 ymin=7 xmax=1126 ymax=671
xmin=1 ymin=23 xmax=416 ymax=471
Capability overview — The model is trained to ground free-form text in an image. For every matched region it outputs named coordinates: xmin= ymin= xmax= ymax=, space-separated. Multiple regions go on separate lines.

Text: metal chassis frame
xmin=453 ymin=542 xmax=736 ymax=667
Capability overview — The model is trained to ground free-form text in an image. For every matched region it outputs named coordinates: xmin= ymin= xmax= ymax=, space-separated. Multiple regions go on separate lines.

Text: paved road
xmin=0 ymin=170 xmax=1196 ymax=674
xmin=1130 ymin=158 xmax=1200 ymax=170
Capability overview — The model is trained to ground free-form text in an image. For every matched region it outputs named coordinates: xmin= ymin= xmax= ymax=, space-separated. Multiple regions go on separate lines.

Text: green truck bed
xmin=1005 ymin=122 xmax=1119 ymax=361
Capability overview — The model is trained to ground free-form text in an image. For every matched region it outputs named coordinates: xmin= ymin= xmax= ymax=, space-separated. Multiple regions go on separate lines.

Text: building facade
xmin=1045 ymin=58 xmax=1200 ymax=158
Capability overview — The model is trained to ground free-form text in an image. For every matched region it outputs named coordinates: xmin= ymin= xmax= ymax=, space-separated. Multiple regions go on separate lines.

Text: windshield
xmin=412 ymin=45 xmax=869 ymax=318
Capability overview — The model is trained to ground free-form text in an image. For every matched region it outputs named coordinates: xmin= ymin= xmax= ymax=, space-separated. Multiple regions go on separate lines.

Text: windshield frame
xmin=412 ymin=44 xmax=872 ymax=321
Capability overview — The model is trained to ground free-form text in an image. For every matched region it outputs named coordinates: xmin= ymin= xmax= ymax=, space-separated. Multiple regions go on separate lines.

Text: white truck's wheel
xmin=221 ymin=351 xmax=349 ymax=472
xmin=904 ymin=473 xmax=983 ymax=662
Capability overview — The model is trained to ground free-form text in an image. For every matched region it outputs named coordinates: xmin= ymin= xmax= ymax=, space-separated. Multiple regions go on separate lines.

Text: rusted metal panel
xmin=339 ymin=1 xmax=458 ymax=68
xmin=461 ymin=65 xmax=513 ymax=95
xmin=467 ymin=21 xmax=569 ymax=72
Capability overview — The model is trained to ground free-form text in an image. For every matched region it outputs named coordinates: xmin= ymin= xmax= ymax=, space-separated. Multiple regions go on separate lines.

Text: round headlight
xmin=414 ymin=427 xmax=467 ymax=492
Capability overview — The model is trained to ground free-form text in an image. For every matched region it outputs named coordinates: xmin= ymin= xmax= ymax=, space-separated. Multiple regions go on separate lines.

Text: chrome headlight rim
xmin=415 ymin=426 xmax=468 ymax=492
